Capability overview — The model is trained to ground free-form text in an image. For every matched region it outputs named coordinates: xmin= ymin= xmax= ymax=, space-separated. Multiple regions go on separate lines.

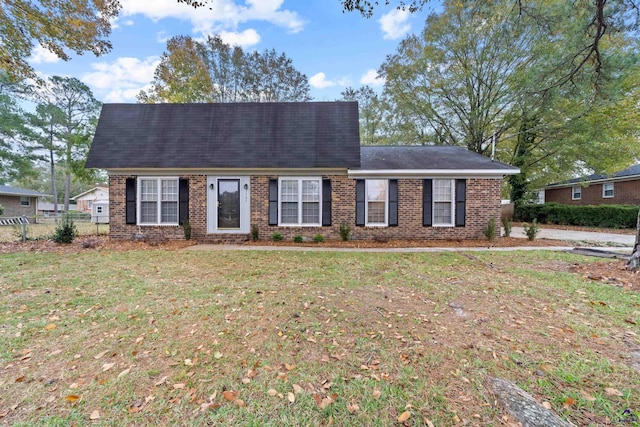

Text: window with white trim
xmin=279 ymin=178 xmax=321 ymax=226
xmin=366 ymin=179 xmax=387 ymax=225
xmin=20 ymin=196 xmax=30 ymax=207
xmin=138 ymin=178 xmax=179 ymax=225
xmin=602 ymin=183 xmax=614 ymax=198
xmin=433 ymin=179 xmax=455 ymax=226
xmin=572 ymin=186 xmax=582 ymax=200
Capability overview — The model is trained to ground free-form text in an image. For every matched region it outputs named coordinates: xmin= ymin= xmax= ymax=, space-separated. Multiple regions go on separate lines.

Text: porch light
xmin=209 ymin=183 xmax=215 ymax=190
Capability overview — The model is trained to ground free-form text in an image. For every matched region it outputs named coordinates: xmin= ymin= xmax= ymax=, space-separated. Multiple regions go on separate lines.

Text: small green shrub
xmin=250 ymin=224 xmax=259 ymax=241
xmin=523 ymin=218 xmax=539 ymax=241
xmin=502 ymin=217 xmax=512 ymax=237
xmin=293 ymin=235 xmax=303 ymax=243
xmin=271 ymin=232 xmax=283 ymax=241
xmin=182 ymin=220 xmax=192 ymax=240
xmin=339 ymin=223 xmax=351 ymax=241
xmin=484 ymin=218 xmax=497 ymax=242
xmin=52 ymin=214 xmax=78 ymax=244
xmin=313 ymin=234 xmax=324 ymax=243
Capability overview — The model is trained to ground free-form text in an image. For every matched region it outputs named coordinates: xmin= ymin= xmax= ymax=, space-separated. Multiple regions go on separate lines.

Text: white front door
xmin=207 ymin=176 xmax=250 ymax=234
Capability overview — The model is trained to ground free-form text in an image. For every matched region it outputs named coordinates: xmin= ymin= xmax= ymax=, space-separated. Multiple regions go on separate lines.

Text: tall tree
xmin=340 ymin=86 xmax=386 ymax=145
xmin=138 ymin=35 xmax=311 ymax=103
xmin=32 ymin=76 xmax=101 ymax=212
xmin=0 ymin=0 xmax=120 ymax=82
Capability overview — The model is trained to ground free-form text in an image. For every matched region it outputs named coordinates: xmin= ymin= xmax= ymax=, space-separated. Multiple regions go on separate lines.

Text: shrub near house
xmin=85 ymin=102 xmax=519 ymax=242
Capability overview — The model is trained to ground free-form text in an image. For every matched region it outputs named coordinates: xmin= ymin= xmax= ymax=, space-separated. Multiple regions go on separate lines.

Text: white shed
xmin=92 ymin=201 xmax=109 ymax=223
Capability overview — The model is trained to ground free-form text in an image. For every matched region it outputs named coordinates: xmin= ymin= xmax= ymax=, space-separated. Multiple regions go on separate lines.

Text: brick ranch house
xmin=0 ymin=185 xmax=50 ymax=220
xmin=545 ymin=164 xmax=640 ymax=206
xmin=86 ymin=102 xmax=519 ymax=242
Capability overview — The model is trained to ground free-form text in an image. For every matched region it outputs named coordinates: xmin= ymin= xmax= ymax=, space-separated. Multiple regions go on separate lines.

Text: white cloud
xmin=156 ymin=31 xmax=170 ymax=43
xmin=118 ymin=0 xmax=304 ymax=38
xmin=123 ymin=19 xmax=135 ymax=26
xmin=337 ymin=77 xmax=351 ymax=87
xmin=218 ymin=29 xmax=261 ymax=47
xmin=379 ymin=9 xmax=411 ymax=40
xmin=82 ymin=56 xmax=160 ymax=102
xmin=29 ymin=44 xmax=61 ymax=65
xmin=360 ymin=69 xmax=385 ymax=87
xmin=309 ymin=72 xmax=336 ymax=89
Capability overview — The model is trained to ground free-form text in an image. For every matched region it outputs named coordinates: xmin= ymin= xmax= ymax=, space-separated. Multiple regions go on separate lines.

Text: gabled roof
xmin=86 ymin=102 xmax=361 ymax=169
xmin=352 ymin=146 xmax=519 ymax=175
xmin=546 ymin=164 xmax=640 ymax=188
xmin=0 ymin=185 xmax=50 ymax=197
xmin=71 ymin=186 xmax=109 ymax=200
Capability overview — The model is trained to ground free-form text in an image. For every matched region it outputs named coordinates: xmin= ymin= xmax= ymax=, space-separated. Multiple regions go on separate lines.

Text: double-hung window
xmin=138 ymin=177 xmax=179 ymax=225
xmin=279 ymin=178 xmax=321 ymax=226
xmin=20 ymin=196 xmax=30 ymax=207
xmin=602 ymin=183 xmax=614 ymax=198
xmin=572 ymin=186 xmax=582 ymax=200
xmin=366 ymin=179 xmax=387 ymax=225
xmin=433 ymin=179 xmax=455 ymax=226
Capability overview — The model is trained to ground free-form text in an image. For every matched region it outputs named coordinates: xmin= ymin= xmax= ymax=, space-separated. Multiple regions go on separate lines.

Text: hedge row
xmin=514 ymin=203 xmax=639 ymax=229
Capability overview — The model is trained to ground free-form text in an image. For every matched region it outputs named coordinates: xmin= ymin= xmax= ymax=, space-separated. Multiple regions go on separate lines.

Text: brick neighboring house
xmin=545 ymin=164 xmax=640 ymax=206
xmin=86 ymin=102 xmax=519 ymax=242
xmin=0 ymin=185 xmax=50 ymax=219
xmin=72 ymin=186 xmax=109 ymax=213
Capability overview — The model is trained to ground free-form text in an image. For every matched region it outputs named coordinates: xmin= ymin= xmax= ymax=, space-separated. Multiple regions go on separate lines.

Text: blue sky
xmin=27 ymin=0 xmax=435 ymax=104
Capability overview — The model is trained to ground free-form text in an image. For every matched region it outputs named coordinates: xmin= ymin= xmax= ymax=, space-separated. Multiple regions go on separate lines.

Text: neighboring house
xmin=37 ymin=202 xmax=77 ymax=217
xmin=86 ymin=102 xmax=519 ymax=242
xmin=72 ymin=186 xmax=109 ymax=213
xmin=545 ymin=164 xmax=640 ymax=206
xmin=0 ymin=185 xmax=50 ymax=219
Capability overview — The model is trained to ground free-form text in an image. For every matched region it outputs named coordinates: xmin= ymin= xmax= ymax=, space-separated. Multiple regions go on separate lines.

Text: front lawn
xmin=0 ymin=249 xmax=638 ymax=426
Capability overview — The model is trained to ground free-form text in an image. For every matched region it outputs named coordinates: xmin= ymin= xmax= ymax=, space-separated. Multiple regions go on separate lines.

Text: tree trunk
xmin=64 ymin=172 xmax=70 ymax=213
xmin=49 ymin=149 xmax=58 ymax=216
xmin=627 ymin=208 xmax=640 ymax=271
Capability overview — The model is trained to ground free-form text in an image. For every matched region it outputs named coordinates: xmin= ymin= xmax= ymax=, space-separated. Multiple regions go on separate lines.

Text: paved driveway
xmin=509 ymin=226 xmax=635 ymax=246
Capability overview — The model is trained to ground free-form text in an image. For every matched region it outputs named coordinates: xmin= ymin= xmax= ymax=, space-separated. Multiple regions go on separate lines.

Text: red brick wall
xmin=109 ymin=174 xmax=503 ymax=241
xmin=546 ymin=179 xmax=640 ymax=206
xmin=0 ymin=195 xmax=37 ymax=218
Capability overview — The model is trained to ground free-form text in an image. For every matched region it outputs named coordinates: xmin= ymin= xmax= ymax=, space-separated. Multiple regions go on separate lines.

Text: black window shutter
xmin=322 ymin=179 xmax=332 ymax=226
xmin=125 ymin=178 xmax=136 ymax=225
xmin=388 ymin=179 xmax=398 ymax=226
xmin=268 ymin=179 xmax=278 ymax=226
xmin=179 ymin=178 xmax=189 ymax=225
xmin=423 ymin=179 xmax=432 ymax=227
xmin=455 ymin=179 xmax=466 ymax=227
xmin=355 ymin=179 xmax=365 ymax=226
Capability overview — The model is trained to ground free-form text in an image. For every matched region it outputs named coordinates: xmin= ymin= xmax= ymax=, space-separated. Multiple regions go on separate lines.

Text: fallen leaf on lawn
xmin=242 ymin=378 xmax=251 ymax=384
xmin=234 ymin=399 xmax=245 ymax=407
xmin=65 ymin=395 xmax=81 ymax=403
xmin=44 ymin=324 xmax=56 ymax=330
xmin=184 ymin=359 xmax=193 ymax=366
xmin=398 ymin=411 xmax=411 ymax=422
xmin=579 ymin=390 xmax=596 ymax=401
xmin=15 ymin=376 xmax=25 ymax=383
xmin=101 ymin=363 xmax=115 ymax=372
xmin=292 ymin=384 xmax=303 ymax=394
xmin=223 ymin=390 xmax=239 ymax=401
xmin=89 ymin=410 xmax=100 ymax=420
xmin=425 ymin=418 xmax=435 ymax=427
xmin=346 ymin=402 xmax=359 ymax=413
xmin=313 ymin=394 xmax=322 ymax=405
xmin=542 ymin=401 xmax=552 ymax=409
xmin=173 ymin=383 xmax=185 ymax=389
xmin=319 ymin=393 xmax=337 ymax=409
xmin=214 ymin=352 xmax=223 ymax=359
xmin=267 ymin=389 xmax=278 ymax=396
xmin=604 ymin=387 xmax=623 ymax=397
xmin=287 ymin=392 xmax=295 ymax=403
xmin=285 ymin=363 xmax=296 ymax=371
xmin=154 ymin=376 xmax=167 ymax=386
xmin=373 ymin=388 xmax=381 ymax=399
xmin=539 ymin=363 xmax=553 ymax=373
xmin=118 ymin=368 xmax=131 ymax=378
xmin=563 ymin=397 xmax=576 ymax=408
xmin=94 ymin=350 xmax=108 ymax=360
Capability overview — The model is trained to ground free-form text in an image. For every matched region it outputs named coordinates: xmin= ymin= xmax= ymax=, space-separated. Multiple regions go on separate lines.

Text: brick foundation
xmin=109 ymin=174 xmax=502 ymax=242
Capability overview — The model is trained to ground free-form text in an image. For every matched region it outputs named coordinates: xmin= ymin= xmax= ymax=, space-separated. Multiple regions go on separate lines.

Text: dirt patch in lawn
xmin=570 ymin=260 xmax=640 ymax=292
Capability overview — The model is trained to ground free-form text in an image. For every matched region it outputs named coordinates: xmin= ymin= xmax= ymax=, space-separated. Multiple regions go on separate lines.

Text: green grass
xmin=0 ymin=221 xmax=108 ymax=242
xmin=0 ymin=249 xmax=638 ymax=426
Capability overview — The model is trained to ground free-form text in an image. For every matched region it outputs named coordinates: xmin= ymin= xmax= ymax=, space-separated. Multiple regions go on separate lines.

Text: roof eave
xmin=348 ymin=168 xmax=520 ymax=178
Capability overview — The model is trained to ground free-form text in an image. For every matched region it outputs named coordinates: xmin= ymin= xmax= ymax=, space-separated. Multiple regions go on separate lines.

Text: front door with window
xmin=207 ymin=176 xmax=250 ymax=234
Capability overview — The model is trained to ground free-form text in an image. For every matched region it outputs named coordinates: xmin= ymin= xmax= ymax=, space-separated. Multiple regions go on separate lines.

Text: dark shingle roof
xmin=86 ymin=102 xmax=361 ymax=169
xmin=358 ymin=146 xmax=518 ymax=171
xmin=547 ymin=164 xmax=640 ymax=187
xmin=0 ymin=185 xmax=50 ymax=197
